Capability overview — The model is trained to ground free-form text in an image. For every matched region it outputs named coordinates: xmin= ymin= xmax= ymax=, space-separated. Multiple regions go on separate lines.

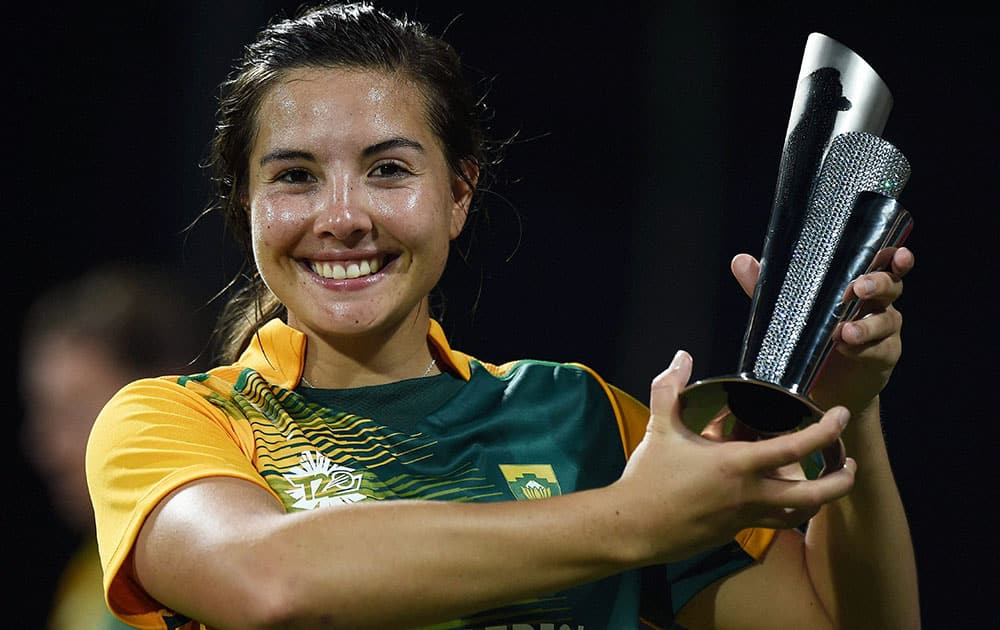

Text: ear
xmin=449 ymin=160 xmax=479 ymax=240
xmin=239 ymin=183 xmax=251 ymax=212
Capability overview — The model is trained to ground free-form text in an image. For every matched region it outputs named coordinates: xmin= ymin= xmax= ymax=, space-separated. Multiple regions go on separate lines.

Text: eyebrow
xmin=258 ymin=137 xmax=426 ymax=167
xmin=258 ymin=149 xmax=314 ymax=167
xmin=362 ymin=136 xmax=426 ymax=157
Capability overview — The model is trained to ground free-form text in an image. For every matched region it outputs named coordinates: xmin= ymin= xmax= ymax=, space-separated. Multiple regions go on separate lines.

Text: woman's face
xmin=246 ymin=67 xmax=472 ymax=340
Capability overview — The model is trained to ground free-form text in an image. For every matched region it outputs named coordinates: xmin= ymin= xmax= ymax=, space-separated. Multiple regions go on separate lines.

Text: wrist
xmin=592 ymin=484 xmax=649 ymax=569
xmin=839 ymin=396 xmax=886 ymax=457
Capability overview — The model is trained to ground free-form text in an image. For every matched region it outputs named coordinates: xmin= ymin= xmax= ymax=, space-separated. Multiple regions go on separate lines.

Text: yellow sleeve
xmin=85 ymin=375 xmax=278 ymax=629
xmin=606 ymin=383 xmax=652 ymax=459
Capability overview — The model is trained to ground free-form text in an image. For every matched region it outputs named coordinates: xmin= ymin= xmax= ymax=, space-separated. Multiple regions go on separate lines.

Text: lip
xmin=301 ymin=253 xmax=398 ymax=287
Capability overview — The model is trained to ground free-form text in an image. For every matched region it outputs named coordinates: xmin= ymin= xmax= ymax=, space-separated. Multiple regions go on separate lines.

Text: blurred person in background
xmin=19 ymin=262 xmax=211 ymax=630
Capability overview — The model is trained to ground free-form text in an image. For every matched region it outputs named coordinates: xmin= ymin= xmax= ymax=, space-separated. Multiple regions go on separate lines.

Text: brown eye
xmin=277 ymin=168 xmax=315 ymax=184
xmin=370 ymin=162 xmax=411 ymax=178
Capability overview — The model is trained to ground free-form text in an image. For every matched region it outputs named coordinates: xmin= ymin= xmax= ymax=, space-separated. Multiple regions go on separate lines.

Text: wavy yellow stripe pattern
xmin=229 ymin=370 xmax=504 ymax=511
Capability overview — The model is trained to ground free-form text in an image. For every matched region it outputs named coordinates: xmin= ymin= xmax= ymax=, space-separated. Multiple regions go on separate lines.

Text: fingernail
xmin=670 ymin=350 xmax=687 ymax=369
xmin=834 ymin=407 xmax=849 ymax=429
xmin=856 ymin=278 xmax=875 ymax=297
xmin=843 ymin=323 xmax=860 ymax=343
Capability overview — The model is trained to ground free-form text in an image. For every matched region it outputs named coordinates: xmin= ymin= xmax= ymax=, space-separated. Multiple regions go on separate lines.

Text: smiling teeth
xmin=311 ymin=257 xmax=381 ymax=279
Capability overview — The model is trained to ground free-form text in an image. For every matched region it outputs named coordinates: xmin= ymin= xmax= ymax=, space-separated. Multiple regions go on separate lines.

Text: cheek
xmin=370 ymin=188 xmax=452 ymax=244
xmin=369 ymin=188 xmax=417 ymax=227
xmin=250 ymin=197 xmax=305 ymax=252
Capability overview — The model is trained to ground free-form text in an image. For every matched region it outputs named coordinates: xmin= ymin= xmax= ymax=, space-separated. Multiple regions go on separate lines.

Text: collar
xmin=239 ymin=318 xmax=474 ymax=389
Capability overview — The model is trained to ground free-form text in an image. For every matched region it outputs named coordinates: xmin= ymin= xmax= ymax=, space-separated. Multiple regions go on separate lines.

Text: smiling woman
xmin=85 ymin=2 xmax=920 ymax=629
xmin=246 ymin=68 xmax=472 ymax=383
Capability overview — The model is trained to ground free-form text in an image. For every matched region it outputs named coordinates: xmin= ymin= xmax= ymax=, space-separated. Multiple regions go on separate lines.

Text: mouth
xmin=307 ymin=255 xmax=390 ymax=280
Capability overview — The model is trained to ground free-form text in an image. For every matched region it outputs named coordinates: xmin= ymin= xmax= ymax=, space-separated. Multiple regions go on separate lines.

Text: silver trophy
xmin=678 ymin=33 xmax=913 ymax=480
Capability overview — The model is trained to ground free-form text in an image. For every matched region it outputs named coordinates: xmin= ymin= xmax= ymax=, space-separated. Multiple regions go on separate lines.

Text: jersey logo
xmin=282 ymin=451 xmax=370 ymax=509
xmin=498 ymin=464 xmax=563 ymax=500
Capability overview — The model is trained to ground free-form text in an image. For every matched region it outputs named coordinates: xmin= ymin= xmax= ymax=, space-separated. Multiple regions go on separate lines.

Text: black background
xmin=10 ymin=2 xmax=996 ymax=627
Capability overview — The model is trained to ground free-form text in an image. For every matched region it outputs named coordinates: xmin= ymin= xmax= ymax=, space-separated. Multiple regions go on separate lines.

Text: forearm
xmin=275 ymin=490 xmax=632 ymax=628
xmin=804 ymin=399 xmax=920 ymax=629
xmin=143 ymin=478 xmax=640 ymax=630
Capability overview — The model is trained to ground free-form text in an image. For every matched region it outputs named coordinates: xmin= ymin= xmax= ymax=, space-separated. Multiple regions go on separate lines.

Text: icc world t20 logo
xmin=282 ymin=451 xmax=370 ymax=509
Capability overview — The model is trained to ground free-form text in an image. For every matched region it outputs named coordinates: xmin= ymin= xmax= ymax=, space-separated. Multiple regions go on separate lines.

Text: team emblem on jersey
xmin=282 ymin=451 xmax=370 ymax=509
xmin=498 ymin=464 xmax=562 ymax=500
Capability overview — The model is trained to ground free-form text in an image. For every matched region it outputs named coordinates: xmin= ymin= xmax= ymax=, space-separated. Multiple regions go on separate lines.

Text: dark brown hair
xmin=204 ymin=1 xmax=489 ymax=362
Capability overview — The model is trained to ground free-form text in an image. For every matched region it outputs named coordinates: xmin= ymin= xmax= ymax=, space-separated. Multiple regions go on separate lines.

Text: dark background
xmin=10 ymin=2 xmax=995 ymax=627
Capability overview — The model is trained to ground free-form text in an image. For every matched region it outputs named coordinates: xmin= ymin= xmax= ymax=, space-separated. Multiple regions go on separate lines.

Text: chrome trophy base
xmin=679 ymin=374 xmax=845 ymax=481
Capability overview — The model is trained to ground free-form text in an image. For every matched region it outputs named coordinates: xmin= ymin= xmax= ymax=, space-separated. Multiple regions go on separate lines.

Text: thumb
xmin=730 ymin=253 xmax=760 ymax=298
xmin=647 ymin=350 xmax=693 ymax=434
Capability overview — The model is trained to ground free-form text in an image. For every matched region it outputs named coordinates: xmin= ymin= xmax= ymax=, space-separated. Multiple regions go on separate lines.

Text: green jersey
xmin=89 ymin=319 xmax=773 ymax=630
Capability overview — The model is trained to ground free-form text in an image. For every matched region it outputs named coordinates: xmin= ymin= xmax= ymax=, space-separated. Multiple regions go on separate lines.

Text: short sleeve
xmin=85 ymin=376 xmax=276 ymax=629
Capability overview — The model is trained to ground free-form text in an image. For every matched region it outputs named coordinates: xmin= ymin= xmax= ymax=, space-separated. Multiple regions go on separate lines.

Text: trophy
xmin=678 ymin=33 xmax=913 ymax=480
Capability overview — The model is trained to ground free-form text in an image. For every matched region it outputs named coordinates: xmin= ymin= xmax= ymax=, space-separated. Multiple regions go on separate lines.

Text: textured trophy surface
xmin=679 ymin=34 xmax=913 ymax=480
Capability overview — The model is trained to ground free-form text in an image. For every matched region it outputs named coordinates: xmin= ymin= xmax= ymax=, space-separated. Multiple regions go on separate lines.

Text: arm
xmin=677 ymin=249 xmax=920 ymax=629
xmin=133 ymin=353 xmax=857 ymax=630
xmin=135 ymin=474 xmax=632 ymax=629
xmin=803 ymin=245 xmax=920 ymax=628
xmin=805 ymin=398 xmax=920 ymax=629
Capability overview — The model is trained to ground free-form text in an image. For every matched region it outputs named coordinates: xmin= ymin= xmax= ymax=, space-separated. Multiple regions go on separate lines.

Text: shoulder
xmin=89 ymin=364 xmax=250 ymax=457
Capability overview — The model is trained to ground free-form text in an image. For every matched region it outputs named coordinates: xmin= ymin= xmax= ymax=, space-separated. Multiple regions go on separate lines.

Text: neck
xmin=293 ymin=309 xmax=437 ymax=388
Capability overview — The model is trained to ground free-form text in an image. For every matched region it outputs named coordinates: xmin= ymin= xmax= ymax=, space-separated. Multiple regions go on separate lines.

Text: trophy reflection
xmin=678 ymin=33 xmax=913 ymax=480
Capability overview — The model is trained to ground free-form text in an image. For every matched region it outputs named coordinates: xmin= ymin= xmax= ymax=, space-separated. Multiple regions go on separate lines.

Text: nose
xmin=314 ymin=174 xmax=373 ymax=242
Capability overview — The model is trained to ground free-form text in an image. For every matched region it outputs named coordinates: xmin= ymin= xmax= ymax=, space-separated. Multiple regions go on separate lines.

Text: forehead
xmin=253 ymin=67 xmax=434 ymax=153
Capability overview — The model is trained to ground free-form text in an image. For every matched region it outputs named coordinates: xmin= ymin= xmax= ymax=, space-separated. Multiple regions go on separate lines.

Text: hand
xmin=730 ymin=247 xmax=915 ymax=414
xmin=614 ymin=350 xmax=856 ymax=564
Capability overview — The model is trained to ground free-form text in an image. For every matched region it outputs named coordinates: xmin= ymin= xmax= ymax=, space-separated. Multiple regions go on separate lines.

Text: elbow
xmin=218 ymin=563 xmax=364 ymax=630
xmin=214 ymin=573 xmax=344 ymax=630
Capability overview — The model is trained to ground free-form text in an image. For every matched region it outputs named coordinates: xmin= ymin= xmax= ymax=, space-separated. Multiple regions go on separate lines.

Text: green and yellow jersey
xmin=87 ymin=318 xmax=773 ymax=629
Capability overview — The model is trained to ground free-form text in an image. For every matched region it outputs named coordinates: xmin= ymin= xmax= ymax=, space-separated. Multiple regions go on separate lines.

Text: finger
xmin=891 ymin=246 xmax=915 ymax=277
xmin=703 ymin=413 xmax=761 ymax=442
xmin=647 ymin=350 xmax=693 ymax=433
xmin=844 ymin=275 xmax=904 ymax=325
xmin=757 ymin=457 xmax=857 ymax=514
xmin=841 ymin=307 xmax=903 ymax=346
xmin=700 ymin=413 xmax=728 ymax=441
xmin=730 ymin=253 xmax=759 ymax=298
xmin=759 ymin=458 xmax=857 ymax=527
xmin=740 ymin=407 xmax=849 ymax=473
xmin=851 ymin=270 xmax=903 ymax=306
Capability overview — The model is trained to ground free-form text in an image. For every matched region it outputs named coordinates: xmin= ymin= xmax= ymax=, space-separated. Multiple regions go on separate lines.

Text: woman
xmin=86 ymin=2 xmax=920 ymax=628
